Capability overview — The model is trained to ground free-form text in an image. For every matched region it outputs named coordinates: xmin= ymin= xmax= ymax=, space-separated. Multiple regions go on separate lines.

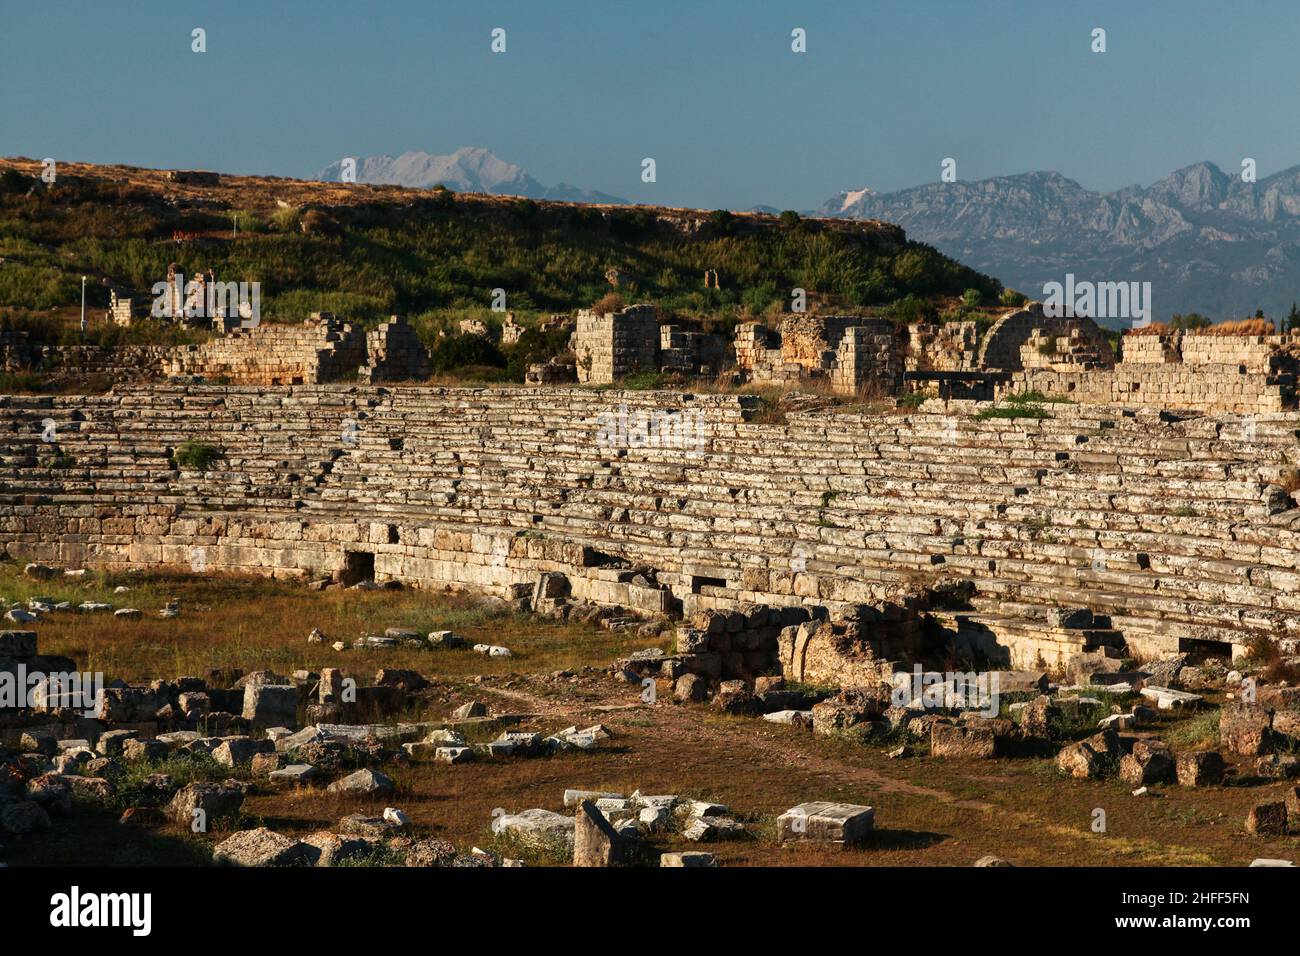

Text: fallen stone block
xmin=213 ymin=736 xmax=273 ymax=767
xmin=167 ymin=781 xmax=245 ymax=827
xmin=1220 ymin=701 xmax=1274 ymax=756
xmin=674 ymin=672 xmax=708 ymax=703
xmin=491 ymin=808 xmax=575 ymax=848
xmin=18 ymin=729 xmax=58 ymax=756
xmin=564 ymin=789 xmax=623 ymax=808
xmin=1119 ymin=740 xmax=1175 ymax=787
xmin=300 ymin=831 xmax=376 ymax=867
xmin=242 ymin=683 xmax=299 ymax=729
xmin=1175 ymin=750 xmax=1226 ymax=787
xmin=683 ymin=816 xmax=745 ymax=842
xmin=435 ymin=746 xmax=474 ymax=764
xmin=96 ymin=729 xmax=139 ymax=756
xmin=338 ymin=814 xmax=400 ymax=838
xmin=1246 ymin=800 xmax=1289 ymax=836
xmin=776 ymin=801 xmax=874 ymax=845
xmin=327 ymin=768 xmax=395 ymax=795
xmin=121 ymin=738 xmax=168 ymax=763
xmin=1140 ymin=686 xmax=1203 ymax=710
xmin=268 ymin=763 xmax=318 ymax=786
xmin=574 ymin=800 xmax=623 ymax=867
xmin=660 ymin=851 xmax=717 ymax=867
xmin=452 ymin=701 xmax=487 ymax=719
xmin=1057 ymin=730 xmax=1120 ymax=780
xmin=212 ymin=827 xmax=308 ymax=867
xmin=762 ymin=709 xmax=813 ymax=727
xmin=931 ymin=722 xmax=996 ymax=759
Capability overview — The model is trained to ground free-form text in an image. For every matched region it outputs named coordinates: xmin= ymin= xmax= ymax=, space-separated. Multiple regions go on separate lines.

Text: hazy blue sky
xmin=5 ymin=1 xmax=1299 ymax=209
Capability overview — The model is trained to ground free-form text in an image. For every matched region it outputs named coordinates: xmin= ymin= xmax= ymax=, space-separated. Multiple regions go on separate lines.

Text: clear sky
xmin=4 ymin=0 xmax=1299 ymax=210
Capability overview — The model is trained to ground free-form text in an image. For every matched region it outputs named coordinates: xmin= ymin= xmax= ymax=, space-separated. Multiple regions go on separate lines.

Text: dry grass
xmin=1203 ymin=319 xmax=1276 ymax=336
xmin=1125 ymin=322 xmax=1172 ymax=337
xmin=0 ymin=562 xmax=667 ymax=685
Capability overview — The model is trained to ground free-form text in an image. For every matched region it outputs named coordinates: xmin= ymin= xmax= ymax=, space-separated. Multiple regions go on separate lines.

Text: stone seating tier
xmin=3 ymin=386 xmax=1300 ymax=664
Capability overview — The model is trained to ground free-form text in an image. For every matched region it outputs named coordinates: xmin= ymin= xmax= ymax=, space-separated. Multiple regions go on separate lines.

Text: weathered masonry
xmin=3 ymin=385 xmax=1299 ymax=667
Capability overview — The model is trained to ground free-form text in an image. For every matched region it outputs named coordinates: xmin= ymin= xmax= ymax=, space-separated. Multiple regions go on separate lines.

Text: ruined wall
xmin=778 ymin=315 xmax=863 ymax=368
xmin=733 ymin=322 xmax=802 ymax=384
xmin=571 ymin=306 xmax=659 ymax=384
xmin=832 ymin=327 xmax=904 ymax=396
xmin=658 ymin=325 xmax=727 ymax=376
xmin=906 ymin=322 xmax=977 ymax=372
xmin=167 ymin=314 xmax=368 ymax=385
xmin=1 ymin=340 xmax=171 ymax=383
xmin=3 ymin=385 xmax=1300 ymax=666
xmin=978 ymin=304 xmax=1115 ymax=372
xmin=357 ymin=315 xmax=432 ymax=383
xmin=1019 ymin=322 xmax=1114 ymax=370
xmin=1003 ymin=366 xmax=1293 ymax=414
xmin=1002 ymin=331 xmax=1300 ymax=413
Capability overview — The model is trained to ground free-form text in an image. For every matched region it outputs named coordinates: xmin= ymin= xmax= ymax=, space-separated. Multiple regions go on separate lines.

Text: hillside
xmin=0 ymin=158 xmax=1001 ymax=330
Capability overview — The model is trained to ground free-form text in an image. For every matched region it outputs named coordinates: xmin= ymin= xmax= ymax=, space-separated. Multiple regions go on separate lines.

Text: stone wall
xmin=1 ymin=340 xmax=171 ymax=383
xmin=978 ymin=304 xmax=1115 ymax=372
xmin=832 ymin=327 xmax=904 ymax=396
xmin=736 ymin=316 xmax=903 ymax=395
xmin=1120 ymin=334 xmax=1181 ymax=364
xmin=166 ymin=314 xmax=370 ymax=385
xmin=571 ymin=306 xmax=659 ymax=384
xmin=1002 ymin=331 xmax=1300 ymax=414
xmin=358 ymin=315 xmax=432 ymax=383
xmin=1003 ymin=366 xmax=1293 ymax=414
xmin=4 ymin=385 xmax=1300 ymax=667
xmin=777 ymin=315 xmax=887 ymax=369
xmin=906 ymin=322 xmax=977 ymax=372
xmin=1019 ymin=322 xmax=1113 ymax=370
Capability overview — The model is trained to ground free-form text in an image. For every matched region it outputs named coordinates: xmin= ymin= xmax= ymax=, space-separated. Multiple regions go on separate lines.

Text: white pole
xmin=80 ymin=276 xmax=87 ymax=333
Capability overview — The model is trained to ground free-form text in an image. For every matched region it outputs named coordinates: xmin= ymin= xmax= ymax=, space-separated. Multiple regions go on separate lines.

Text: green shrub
xmin=173 ymin=441 xmax=221 ymax=470
xmin=428 ymin=333 xmax=505 ymax=373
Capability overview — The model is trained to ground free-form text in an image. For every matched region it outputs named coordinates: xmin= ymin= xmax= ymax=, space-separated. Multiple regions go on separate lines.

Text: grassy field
xmin=0 ymin=563 xmax=666 ymax=685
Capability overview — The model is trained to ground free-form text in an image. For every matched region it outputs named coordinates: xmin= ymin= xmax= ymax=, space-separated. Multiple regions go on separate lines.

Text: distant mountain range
xmin=315 ymin=147 xmax=628 ymax=204
xmin=823 ymin=162 xmax=1300 ymax=321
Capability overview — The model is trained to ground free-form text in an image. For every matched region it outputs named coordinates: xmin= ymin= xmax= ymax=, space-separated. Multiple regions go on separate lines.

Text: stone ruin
xmin=570 ymin=305 xmax=726 ymax=384
xmin=734 ymin=314 xmax=904 ymax=395
xmin=357 ymin=316 xmax=432 ymax=383
xmin=1004 ymin=325 xmax=1300 ymax=414
xmin=729 ymin=302 xmax=1300 ymax=414
xmin=167 ymin=313 xmax=431 ymax=386
xmin=6 ymin=384 xmax=1300 ymax=670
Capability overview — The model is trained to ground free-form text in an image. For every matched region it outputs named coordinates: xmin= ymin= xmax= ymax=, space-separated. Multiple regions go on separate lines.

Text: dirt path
xmin=493 ymin=675 xmax=996 ymax=809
